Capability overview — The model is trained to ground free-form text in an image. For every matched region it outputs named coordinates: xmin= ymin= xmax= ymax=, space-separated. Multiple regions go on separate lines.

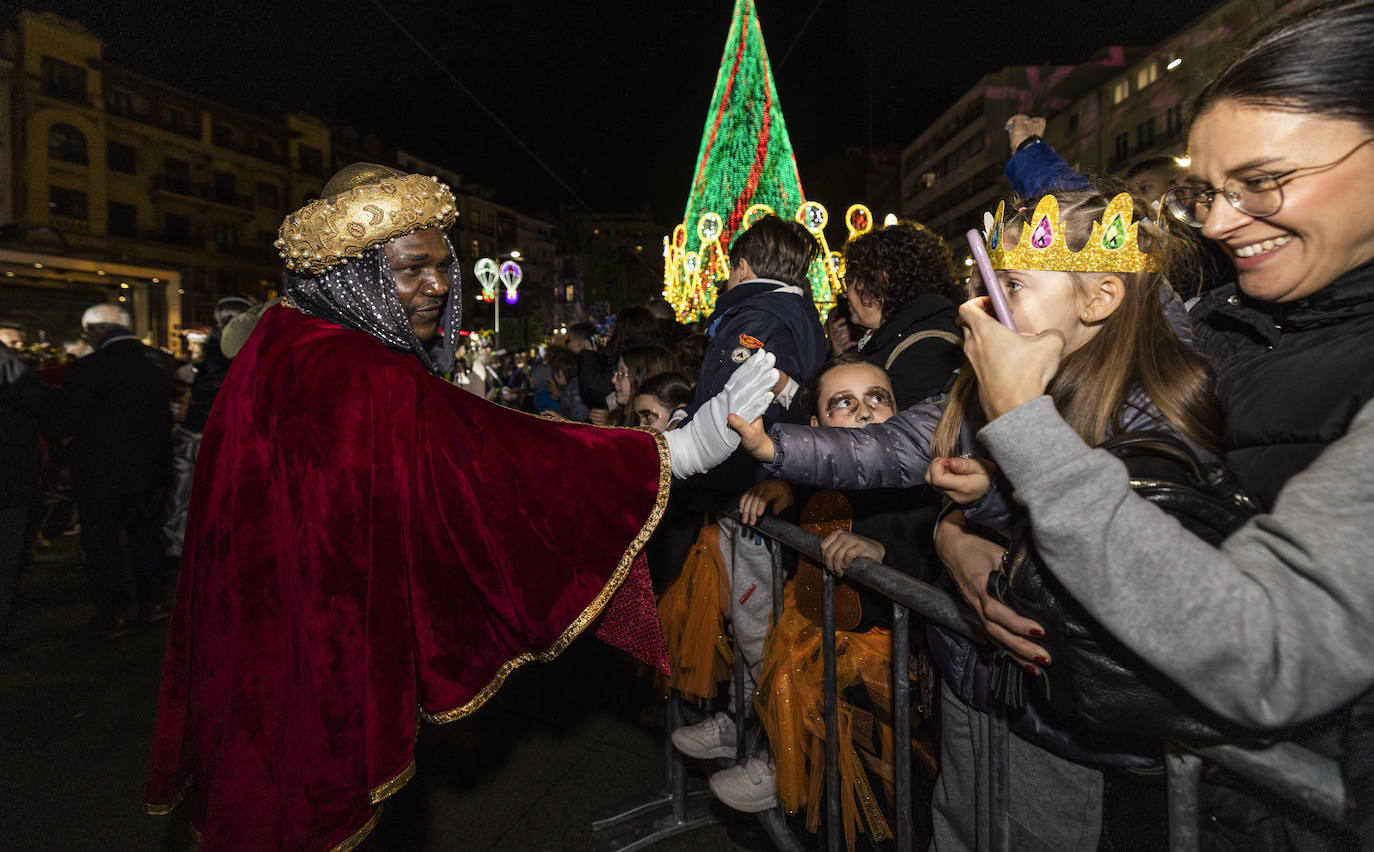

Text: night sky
xmin=16 ymin=0 xmax=1217 ymax=221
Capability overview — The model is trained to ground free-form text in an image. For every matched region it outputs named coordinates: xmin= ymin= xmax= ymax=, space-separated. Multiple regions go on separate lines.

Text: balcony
xmin=150 ymin=175 xmax=254 ymax=211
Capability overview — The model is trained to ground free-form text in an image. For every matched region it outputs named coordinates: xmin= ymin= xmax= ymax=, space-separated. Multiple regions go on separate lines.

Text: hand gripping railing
xmin=591 ymin=510 xmax=1347 ymax=852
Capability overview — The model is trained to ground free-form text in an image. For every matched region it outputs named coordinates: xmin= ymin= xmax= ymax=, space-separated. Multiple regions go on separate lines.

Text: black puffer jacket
xmin=1190 ymin=259 xmax=1374 ymax=850
xmin=854 ymin=294 xmax=961 ymax=409
xmin=1193 ymin=259 xmax=1374 ymax=510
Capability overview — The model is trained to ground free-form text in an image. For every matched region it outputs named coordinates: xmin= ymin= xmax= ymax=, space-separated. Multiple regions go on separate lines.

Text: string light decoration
xmin=662 ymin=0 xmax=898 ymax=322
xmin=666 ymin=0 xmax=812 ymax=321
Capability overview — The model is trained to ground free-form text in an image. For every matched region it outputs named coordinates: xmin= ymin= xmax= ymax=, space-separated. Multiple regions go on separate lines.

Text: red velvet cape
xmin=146 ymin=306 xmax=669 ymax=849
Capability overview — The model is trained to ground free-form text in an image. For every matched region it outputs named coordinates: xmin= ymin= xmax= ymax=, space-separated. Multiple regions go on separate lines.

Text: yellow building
xmin=1 ymin=11 xmax=329 ymax=348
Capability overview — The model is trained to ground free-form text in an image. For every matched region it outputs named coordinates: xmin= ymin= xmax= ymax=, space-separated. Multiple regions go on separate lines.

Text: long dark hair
xmin=932 ymin=188 xmax=1222 ymax=457
xmin=1192 ymin=0 xmax=1374 ymax=131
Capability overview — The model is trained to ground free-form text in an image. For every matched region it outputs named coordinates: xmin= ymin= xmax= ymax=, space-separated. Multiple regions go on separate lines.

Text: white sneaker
xmin=670 ymin=711 xmax=737 ymax=759
xmin=709 ymin=756 xmax=778 ymax=812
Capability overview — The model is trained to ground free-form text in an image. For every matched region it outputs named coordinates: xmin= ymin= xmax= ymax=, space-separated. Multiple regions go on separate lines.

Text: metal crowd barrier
xmin=591 ymin=511 xmax=1347 ymax=852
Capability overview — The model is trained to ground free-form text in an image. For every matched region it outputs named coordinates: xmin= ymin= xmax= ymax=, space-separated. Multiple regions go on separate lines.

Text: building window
xmin=298 ymin=145 xmax=323 ymax=177
xmin=108 ymin=202 xmax=138 ymax=237
xmin=1068 ymin=113 xmax=1079 ymax=132
xmin=1136 ymin=62 xmax=1159 ymax=91
xmin=105 ymin=88 xmax=134 ymax=115
xmin=563 ymin=284 xmax=576 ymax=303
xmin=1114 ymin=132 xmax=1129 ymax=163
xmin=40 ymin=56 xmax=86 ymax=102
xmin=1136 ymin=117 xmax=1157 ymax=150
xmin=165 ymin=213 xmax=191 ymax=245
xmin=108 ymin=141 xmax=137 ymax=174
xmin=215 ymin=223 xmax=238 ymax=253
xmin=164 ymin=158 xmax=190 ymax=194
xmin=470 ymin=239 xmax=481 ymax=259
xmin=259 ymin=230 xmax=277 ymax=253
xmin=213 ymin=171 xmax=237 ymax=204
xmin=48 ymin=186 xmax=88 ymax=220
xmin=163 ymin=105 xmax=194 ymax=135
xmin=48 ymin=124 xmax=88 ymax=164
xmin=255 ymin=137 xmax=279 ymax=160
xmin=1166 ymin=103 xmax=1184 ymax=138
xmin=257 ymin=181 xmax=279 ymax=209
xmin=212 ymin=123 xmax=235 ymax=147
xmin=1112 ymin=79 xmax=1130 ymax=105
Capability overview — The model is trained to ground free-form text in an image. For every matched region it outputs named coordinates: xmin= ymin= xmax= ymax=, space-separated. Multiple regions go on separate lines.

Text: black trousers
xmin=79 ymin=488 xmax=166 ymax=621
xmin=0 ymin=505 xmax=27 ymax=633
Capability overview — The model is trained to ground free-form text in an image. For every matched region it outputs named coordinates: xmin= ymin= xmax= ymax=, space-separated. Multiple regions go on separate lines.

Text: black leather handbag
xmin=987 ymin=431 xmax=1264 ymax=743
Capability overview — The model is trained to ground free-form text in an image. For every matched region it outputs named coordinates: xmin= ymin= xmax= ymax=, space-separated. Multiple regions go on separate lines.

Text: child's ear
xmin=1083 ymin=274 xmax=1125 ymax=322
xmin=809 ymin=415 xmax=820 ymax=427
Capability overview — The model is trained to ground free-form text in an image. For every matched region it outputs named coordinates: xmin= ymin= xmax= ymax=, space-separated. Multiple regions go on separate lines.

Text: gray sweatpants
xmin=716 ymin=516 xmax=779 ymax=706
xmin=930 ymin=682 xmax=1103 ymax=851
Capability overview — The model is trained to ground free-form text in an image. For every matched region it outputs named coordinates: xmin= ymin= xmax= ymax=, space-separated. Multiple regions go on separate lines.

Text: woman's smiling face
xmin=1189 ymin=103 xmax=1374 ymax=303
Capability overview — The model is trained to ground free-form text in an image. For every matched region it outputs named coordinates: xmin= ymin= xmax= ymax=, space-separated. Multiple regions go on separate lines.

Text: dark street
xmin=1 ymin=538 xmax=755 ymax=851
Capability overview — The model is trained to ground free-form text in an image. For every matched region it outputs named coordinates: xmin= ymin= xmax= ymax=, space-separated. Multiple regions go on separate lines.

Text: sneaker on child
xmin=670 ymin=711 xmax=737 ymax=759
xmin=709 ymin=756 xmax=778 ymax=812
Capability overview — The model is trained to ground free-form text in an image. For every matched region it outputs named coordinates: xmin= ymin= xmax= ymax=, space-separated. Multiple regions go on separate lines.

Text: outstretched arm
xmin=664 ymin=351 xmax=779 ymax=479
xmin=762 ymin=402 xmax=944 ymax=490
xmin=961 ymin=296 xmax=1374 ymax=727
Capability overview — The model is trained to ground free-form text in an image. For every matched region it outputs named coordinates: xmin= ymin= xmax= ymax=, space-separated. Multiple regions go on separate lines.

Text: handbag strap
xmin=1099 ymin=430 xmax=1213 ymax=485
xmin=884 ymin=329 xmax=961 ymax=371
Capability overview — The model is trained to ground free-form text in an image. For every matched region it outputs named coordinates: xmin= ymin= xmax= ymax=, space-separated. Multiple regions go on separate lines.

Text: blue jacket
xmin=686 ymin=277 xmax=827 ymax=509
xmin=689 ymin=278 xmax=827 ymax=421
xmin=1003 ymin=140 xmax=1092 ymax=200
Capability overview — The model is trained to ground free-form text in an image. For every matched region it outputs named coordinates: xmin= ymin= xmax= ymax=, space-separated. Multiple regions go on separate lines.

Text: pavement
xmin=0 ymin=537 xmax=765 ymax=851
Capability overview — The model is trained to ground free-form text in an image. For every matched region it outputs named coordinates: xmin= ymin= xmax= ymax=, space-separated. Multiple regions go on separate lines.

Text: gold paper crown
xmin=986 ymin=192 xmax=1146 ymax=274
xmin=275 ymin=172 xmax=457 ymax=275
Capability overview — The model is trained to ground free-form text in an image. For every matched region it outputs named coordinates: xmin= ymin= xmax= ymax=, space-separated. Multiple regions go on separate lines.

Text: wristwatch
xmin=1014 ymin=135 xmax=1043 ymax=154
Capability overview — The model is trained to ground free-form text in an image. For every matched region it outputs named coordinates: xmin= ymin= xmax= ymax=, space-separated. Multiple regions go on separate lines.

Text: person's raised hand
xmin=588 ymin=408 xmax=610 ymax=427
xmin=959 ymin=297 xmax=1065 ymax=419
xmin=819 ymin=531 xmax=885 ymax=577
xmin=1005 ymin=114 xmax=1046 ymax=153
xmin=727 ymin=414 xmax=774 ymax=462
xmin=739 ymin=479 xmax=793 ymax=527
xmin=663 ymin=350 xmax=777 ymax=479
xmin=926 ymin=456 xmax=997 ymax=505
xmin=935 ymin=510 xmax=1049 ymax=673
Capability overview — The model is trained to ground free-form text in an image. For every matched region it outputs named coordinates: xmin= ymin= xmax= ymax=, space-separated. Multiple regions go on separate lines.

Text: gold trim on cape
xmin=421 ymin=424 xmax=672 ymax=724
xmin=368 ymin=757 xmax=416 ymax=804
xmin=330 ymin=805 xmax=383 ymax=852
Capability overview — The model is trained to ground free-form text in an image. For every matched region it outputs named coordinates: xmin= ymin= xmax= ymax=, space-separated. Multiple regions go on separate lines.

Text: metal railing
xmin=592 ymin=511 xmax=1347 ymax=852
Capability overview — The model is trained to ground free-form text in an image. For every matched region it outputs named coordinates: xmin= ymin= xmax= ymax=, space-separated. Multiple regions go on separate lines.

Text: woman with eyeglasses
xmin=935 ymin=1 xmax=1374 ymax=847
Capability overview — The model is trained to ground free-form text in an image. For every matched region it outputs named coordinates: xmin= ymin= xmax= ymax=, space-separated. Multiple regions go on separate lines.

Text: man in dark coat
xmin=51 ymin=304 xmax=176 ymax=634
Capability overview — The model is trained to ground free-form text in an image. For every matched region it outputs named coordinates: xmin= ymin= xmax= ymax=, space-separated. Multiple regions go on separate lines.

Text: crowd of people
xmin=3 ymin=1 xmax=1373 ymax=848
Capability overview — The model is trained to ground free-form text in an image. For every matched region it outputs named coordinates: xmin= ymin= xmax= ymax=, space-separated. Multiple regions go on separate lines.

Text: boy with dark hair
xmin=671 ymin=214 xmax=828 ymax=762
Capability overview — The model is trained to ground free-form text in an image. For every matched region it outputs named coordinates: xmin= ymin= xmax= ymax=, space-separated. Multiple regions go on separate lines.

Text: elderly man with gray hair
xmin=51 ymin=303 xmax=177 ymax=636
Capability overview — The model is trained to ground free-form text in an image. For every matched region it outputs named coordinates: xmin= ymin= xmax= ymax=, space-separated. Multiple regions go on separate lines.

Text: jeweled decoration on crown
xmin=985 ymin=192 xmax=1147 ymax=274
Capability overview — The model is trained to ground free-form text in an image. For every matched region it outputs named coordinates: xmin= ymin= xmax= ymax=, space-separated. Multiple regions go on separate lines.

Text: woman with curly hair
xmin=844 ymin=222 xmax=963 ymax=408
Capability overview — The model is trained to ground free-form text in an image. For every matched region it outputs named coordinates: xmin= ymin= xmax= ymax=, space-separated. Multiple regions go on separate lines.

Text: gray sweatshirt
xmin=980 ymin=395 xmax=1374 ymax=729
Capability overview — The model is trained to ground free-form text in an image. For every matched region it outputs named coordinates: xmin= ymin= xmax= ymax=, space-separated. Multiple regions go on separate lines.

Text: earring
xmin=1081 ymin=311 xmax=1089 ymax=319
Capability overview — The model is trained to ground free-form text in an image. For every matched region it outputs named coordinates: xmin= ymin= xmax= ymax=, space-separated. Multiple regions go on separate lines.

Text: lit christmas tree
xmin=666 ymin=0 xmax=838 ymax=320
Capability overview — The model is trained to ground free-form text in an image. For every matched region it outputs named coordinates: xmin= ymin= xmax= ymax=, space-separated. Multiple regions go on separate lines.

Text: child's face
xmin=810 ymin=363 xmax=896 ymax=428
xmin=995 ymin=269 xmax=1096 ymax=351
xmin=633 ymin=393 xmax=673 ymax=432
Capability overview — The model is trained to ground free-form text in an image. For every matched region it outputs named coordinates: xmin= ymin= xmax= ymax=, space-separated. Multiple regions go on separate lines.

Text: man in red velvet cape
xmin=144 ymin=164 xmax=782 ymax=850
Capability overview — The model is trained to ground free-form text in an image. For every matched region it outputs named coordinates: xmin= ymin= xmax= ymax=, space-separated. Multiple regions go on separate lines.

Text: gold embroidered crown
xmin=986 ymin=191 xmax=1147 ymax=274
xmin=275 ymin=170 xmax=457 ymax=275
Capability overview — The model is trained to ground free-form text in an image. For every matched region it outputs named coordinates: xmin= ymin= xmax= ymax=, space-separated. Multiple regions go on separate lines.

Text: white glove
xmin=665 ymin=350 xmax=778 ymax=479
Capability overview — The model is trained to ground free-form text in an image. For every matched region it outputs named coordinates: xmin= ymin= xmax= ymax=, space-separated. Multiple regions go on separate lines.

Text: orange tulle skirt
xmin=657 ymin=523 xmax=733 ymax=705
xmin=756 ymin=582 xmax=938 ymax=851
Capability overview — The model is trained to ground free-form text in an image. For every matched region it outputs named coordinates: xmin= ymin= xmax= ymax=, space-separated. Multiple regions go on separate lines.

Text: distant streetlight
xmin=474 ymin=252 xmax=522 ymax=349
xmin=1166 ymin=57 xmax=1183 ymax=71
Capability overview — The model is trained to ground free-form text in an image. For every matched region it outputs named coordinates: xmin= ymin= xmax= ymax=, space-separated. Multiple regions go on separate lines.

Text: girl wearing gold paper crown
xmin=730 ymin=185 xmax=1219 ymax=849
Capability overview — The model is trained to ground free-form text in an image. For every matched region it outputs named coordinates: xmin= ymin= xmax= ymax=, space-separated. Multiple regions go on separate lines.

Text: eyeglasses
xmin=1164 ymin=136 xmax=1374 ymax=228
xmin=612 ymin=367 xmax=630 ymax=378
